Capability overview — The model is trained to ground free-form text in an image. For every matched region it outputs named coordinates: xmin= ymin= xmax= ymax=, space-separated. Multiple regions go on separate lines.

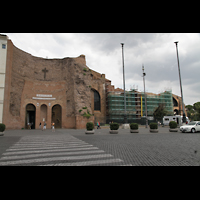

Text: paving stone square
xmin=0 ymin=127 xmax=200 ymax=166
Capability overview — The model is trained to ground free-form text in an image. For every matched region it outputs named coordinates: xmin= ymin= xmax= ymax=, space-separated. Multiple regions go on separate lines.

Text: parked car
xmin=180 ymin=121 xmax=200 ymax=133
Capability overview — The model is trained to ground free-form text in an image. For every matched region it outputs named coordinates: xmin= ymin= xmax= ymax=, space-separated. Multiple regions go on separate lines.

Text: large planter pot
xmin=150 ymin=129 xmax=159 ymax=133
xmin=149 ymin=123 xmax=158 ymax=133
xmin=130 ymin=129 xmax=139 ymax=133
xmin=109 ymin=130 xmax=118 ymax=134
xmin=85 ymin=130 xmax=95 ymax=134
xmin=169 ymin=128 xmax=178 ymax=132
xmin=0 ymin=132 xmax=4 ymax=136
xmin=169 ymin=121 xmax=178 ymax=132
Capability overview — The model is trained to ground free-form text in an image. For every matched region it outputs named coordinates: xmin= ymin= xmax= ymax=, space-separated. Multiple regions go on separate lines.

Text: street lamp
xmin=121 ymin=43 xmax=127 ymax=124
xmin=142 ymin=65 xmax=148 ymax=128
xmin=174 ymin=41 xmax=186 ymax=123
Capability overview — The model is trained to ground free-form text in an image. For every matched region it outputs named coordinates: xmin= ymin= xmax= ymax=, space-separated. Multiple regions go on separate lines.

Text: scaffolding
xmin=140 ymin=90 xmax=173 ymax=116
xmin=107 ymin=89 xmax=173 ymax=123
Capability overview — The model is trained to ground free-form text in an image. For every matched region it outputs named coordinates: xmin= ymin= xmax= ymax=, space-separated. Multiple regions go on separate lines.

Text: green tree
xmin=193 ymin=102 xmax=200 ymax=120
xmin=186 ymin=105 xmax=195 ymax=120
xmin=193 ymin=102 xmax=200 ymax=113
xmin=186 ymin=102 xmax=200 ymax=121
xmin=153 ymin=104 xmax=168 ymax=121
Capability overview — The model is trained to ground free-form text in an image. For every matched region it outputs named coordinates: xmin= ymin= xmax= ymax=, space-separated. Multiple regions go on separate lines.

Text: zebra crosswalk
xmin=0 ymin=135 xmax=127 ymax=166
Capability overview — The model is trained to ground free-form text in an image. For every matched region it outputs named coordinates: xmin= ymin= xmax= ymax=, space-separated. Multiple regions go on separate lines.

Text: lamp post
xmin=121 ymin=43 xmax=127 ymax=124
xmin=142 ymin=65 xmax=148 ymax=128
xmin=174 ymin=41 xmax=186 ymax=123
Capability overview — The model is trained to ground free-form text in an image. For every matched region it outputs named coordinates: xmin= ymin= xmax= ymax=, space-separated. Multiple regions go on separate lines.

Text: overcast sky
xmin=2 ymin=33 xmax=200 ymax=105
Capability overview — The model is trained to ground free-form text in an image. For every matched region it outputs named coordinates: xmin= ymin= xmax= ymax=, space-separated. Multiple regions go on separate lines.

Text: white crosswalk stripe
xmin=40 ymin=159 xmax=124 ymax=166
xmin=7 ymin=145 xmax=94 ymax=152
xmin=0 ymin=135 xmax=125 ymax=166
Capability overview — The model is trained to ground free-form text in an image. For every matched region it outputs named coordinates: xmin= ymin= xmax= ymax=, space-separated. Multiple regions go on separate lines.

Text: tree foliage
xmin=186 ymin=102 xmax=200 ymax=121
xmin=153 ymin=104 xmax=168 ymax=121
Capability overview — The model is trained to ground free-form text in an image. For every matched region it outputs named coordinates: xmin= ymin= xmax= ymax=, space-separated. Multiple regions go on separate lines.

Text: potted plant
xmin=130 ymin=123 xmax=139 ymax=133
xmin=169 ymin=121 xmax=178 ymax=132
xmin=109 ymin=122 xmax=119 ymax=134
xmin=85 ymin=122 xmax=94 ymax=134
xmin=149 ymin=122 xmax=158 ymax=133
xmin=0 ymin=123 xmax=6 ymax=136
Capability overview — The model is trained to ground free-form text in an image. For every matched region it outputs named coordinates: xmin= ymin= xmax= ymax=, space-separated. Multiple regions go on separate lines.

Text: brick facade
xmin=172 ymin=94 xmax=187 ymax=116
xmin=3 ymin=39 xmax=113 ymax=129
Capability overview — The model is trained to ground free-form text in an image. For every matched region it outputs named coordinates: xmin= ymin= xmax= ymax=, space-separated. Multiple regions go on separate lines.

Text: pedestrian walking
xmin=97 ymin=121 xmax=101 ymax=129
xmin=43 ymin=121 xmax=47 ymax=131
xmin=39 ymin=122 xmax=41 ymax=129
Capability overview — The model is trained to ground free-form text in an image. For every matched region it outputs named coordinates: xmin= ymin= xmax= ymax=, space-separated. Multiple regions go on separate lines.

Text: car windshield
xmin=188 ymin=122 xmax=196 ymax=125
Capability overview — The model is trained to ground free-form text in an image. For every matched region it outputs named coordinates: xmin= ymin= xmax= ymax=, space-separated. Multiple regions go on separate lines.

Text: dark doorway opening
xmin=174 ymin=109 xmax=179 ymax=115
xmin=52 ymin=104 xmax=62 ymax=128
xmin=25 ymin=104 xmax=36 ymax=129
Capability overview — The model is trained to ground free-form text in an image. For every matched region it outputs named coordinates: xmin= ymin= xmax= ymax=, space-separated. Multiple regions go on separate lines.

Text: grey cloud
xmin=3 ymin=33 xmax=200 ymax=105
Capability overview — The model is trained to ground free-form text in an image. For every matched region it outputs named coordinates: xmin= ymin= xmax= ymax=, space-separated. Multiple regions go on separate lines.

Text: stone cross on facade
xmin=42 ymin=68 xmax=48 ymax=80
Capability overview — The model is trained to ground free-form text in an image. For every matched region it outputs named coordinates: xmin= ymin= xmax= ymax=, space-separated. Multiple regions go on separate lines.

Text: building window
xmin=173 ymin=97 xmax=178 ymax=107
xmin=2 ymin=44 xmax=6 ymax=49
xmin=94 ymin=90 xmax=101 ymax=111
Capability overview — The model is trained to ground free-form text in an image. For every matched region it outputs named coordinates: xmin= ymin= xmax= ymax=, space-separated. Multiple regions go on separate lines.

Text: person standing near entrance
xmin=27 ymin=122 xmax=31 ymax=129
xmin=51 ymin=122 xmax=55 ymax=132
xmin=43 ymin=121 xmax=47 ymax=131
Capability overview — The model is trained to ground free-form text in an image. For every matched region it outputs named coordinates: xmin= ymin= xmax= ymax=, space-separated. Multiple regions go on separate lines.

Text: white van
xmin=163 ymin=115 xmax=190 ymax=126
xmin=163 ymin=116 xmax=177 ymax=126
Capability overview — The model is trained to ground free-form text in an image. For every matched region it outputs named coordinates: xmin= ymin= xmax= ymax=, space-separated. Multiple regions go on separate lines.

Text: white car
xmin=180 ymin=121 xmax=200 ymax=133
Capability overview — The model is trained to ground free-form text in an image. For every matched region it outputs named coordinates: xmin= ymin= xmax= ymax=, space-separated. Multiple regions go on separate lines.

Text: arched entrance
xmin=25 ymin=104 xmax=36 ymax=129
xmin=40 ymin=104 xmax=47 ymax=123
xmin=52 ymin=104 xmax=62 ymax=128
xmin=174 ymin=109 xmax=179 ymax=115
xmin=173 ymin=97 xmax=178 ymax=107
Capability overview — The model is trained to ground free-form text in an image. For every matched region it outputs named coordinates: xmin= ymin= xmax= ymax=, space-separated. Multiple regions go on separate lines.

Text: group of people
xmin=39 ymin=121 xmax=55 ymax=132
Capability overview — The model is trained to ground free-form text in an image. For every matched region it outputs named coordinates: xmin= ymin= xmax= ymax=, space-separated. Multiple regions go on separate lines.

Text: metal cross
xmin=42 ymin=68 xmax=48 ymax=80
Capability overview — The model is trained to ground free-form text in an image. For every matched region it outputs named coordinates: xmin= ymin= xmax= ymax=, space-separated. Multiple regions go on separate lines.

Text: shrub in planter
xmin=85 ymin=122 xmax=94 ymax=134
xmin=86 ymin=122 xmax=94 ymax=130
xmin=109 ymin=122 xmax=119 ymax=134
xmin=0 ymin=123 xmax=6 ymax=132
xmin=130 ymin=123 xmax=139 ymax=133
xmin=169 ymin=121 xmax=178 ymax=132
xmin=0 ymin=123 xmax=6 ymax=136
xmin=130 ymin=123 xmax=138 ymax=130
xmin=110 ymin=123 xmax=119 ymax=130
xmin=149 ymin=123 xmax=158 ymax=133
xmin=169 ymin=121 xmax=177 ymax=129
xmin=149 ymin=123 xmax=158 ymax=129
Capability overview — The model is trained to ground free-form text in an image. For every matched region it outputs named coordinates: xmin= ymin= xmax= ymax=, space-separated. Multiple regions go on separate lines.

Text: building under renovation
xmin=106 ymin=89 xmax=174 ymax=124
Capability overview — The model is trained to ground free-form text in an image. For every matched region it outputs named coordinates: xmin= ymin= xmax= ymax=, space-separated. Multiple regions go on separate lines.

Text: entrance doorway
xmin=25 ymin=104 xmax=36 ymax=129
xmin=40 ymin=104 xmax=47 ymax=123
xmin=52 ymin=104 xmax=62 ymax=128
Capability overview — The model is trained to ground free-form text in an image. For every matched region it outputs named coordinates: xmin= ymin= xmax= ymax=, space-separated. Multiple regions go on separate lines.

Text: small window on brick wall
xmin=2 ymin=44 xmax=6 ymax=49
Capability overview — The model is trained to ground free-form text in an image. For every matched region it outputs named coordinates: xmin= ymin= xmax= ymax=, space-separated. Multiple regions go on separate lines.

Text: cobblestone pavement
xmin=0 ymin=127 xmax=200 ymax=166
